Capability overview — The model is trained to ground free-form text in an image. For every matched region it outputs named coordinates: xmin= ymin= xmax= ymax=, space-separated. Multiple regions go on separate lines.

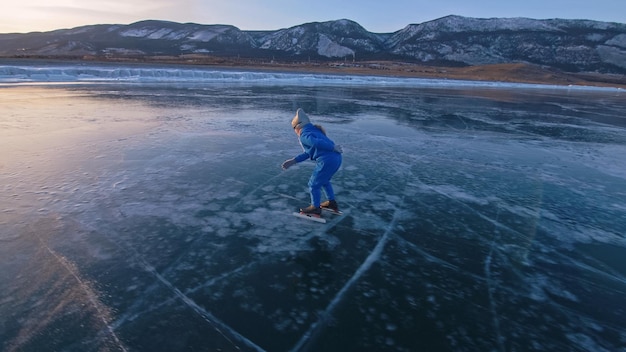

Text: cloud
xmin=1 ymin=0 xmax=195 ymax=32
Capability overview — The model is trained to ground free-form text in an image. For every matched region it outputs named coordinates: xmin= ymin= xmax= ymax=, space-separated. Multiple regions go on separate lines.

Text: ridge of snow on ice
xmin=0 ymin=62 xmax=623 ymax=92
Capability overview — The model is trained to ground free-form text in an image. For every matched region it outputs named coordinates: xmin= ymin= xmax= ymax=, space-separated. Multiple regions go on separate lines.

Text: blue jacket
xmin=294 ymin=123 xmax=338 ymax=163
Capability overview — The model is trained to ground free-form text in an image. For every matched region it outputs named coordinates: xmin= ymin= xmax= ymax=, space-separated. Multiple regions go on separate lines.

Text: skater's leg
xmin=322 ymin=182 xmax=335 ymax=201
xmin=309 ymin=155 xmax=341 ymax=207
xmin=320 ymin=154 xmax=341 ymax=201
xmin=308 ymin=171 xmax=323 ymax=207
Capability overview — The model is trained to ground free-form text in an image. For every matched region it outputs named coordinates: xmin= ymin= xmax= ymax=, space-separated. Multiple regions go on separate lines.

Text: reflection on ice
xmin=1 ymin=77 xmax=625 ymax=351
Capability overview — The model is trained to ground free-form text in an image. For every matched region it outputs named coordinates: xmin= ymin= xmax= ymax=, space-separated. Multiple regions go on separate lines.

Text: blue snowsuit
xmin=293 ymin=123 xmax=342 ymax=207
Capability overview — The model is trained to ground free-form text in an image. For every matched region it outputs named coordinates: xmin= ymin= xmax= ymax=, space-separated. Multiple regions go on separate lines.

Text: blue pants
xmin=308 ymin=153 xmax=342 ymax=207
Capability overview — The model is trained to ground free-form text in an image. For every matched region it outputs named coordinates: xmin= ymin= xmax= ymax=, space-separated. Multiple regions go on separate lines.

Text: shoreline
xmin=256 ymin=64 xmax=626 ymax=90
xmin=3 ymin=56 xmax=626 ymax=89
xmin=134 ymin=57 xmax=626 ymax=89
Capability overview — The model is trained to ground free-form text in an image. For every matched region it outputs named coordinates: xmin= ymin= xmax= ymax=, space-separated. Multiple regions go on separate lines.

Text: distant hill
xmin=1 ymin=15 xmax=626 ymax=74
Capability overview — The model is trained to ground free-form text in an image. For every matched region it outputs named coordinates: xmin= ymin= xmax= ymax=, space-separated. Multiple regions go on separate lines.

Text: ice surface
xmin=1 ymin=64 xmax=626 ymax=351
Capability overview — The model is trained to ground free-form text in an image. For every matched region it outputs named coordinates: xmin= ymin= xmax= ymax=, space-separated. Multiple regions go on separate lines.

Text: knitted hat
xmin=291 ymin=108 xmax=310 ymax=130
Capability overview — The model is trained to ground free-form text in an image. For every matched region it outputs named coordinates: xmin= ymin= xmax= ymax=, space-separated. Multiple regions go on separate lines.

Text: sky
xmin=1 ymin=0 xmax=625 ymax=34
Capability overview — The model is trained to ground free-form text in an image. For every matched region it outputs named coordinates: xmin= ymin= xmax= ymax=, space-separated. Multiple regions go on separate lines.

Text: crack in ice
xmin=484 ymin=208 xmax=506 ymax=352
xmin=36 ymin=235 xmax=129 ymax=352
xmin=139 ymin=258 xmax=267 ymax=352
xmin=289 ymin=201 xmax=402 ymax=352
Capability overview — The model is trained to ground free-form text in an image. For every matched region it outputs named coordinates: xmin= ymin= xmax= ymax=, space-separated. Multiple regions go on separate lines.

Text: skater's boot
xmin=320 ymin=200 xmax=339 ymax=212
xmin=300 ymin=205 xmax=322 ymax=216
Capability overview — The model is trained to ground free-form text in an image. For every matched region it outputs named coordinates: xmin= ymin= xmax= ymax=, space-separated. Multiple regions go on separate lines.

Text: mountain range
xmin=1 ymin=15 xmax=626 ymax=74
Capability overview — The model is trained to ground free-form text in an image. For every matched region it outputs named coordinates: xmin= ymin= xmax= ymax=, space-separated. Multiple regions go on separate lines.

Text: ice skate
xmin=299 ymin=205 xmax=322 ymax=216
xmin=320 ymin=200 xmax=339 ymax=212
xmin=321 ymin=200 xmax=342 ymax=214
xmin=292 ymin=205 xmax=326 ymax=223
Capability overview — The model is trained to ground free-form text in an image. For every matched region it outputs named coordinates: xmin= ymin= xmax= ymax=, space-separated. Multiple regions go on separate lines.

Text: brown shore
xmin=229 ymin=62 xmax=626 ymax=89
xmin=11 ymin=55 xmax=626 ymax=89
xmin=129 ymin=56 xmax=626 ymax=89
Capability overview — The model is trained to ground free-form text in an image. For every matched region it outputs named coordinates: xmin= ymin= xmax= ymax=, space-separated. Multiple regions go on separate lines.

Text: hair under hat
xmin=291 ymin=108 xmax=310 ymax=130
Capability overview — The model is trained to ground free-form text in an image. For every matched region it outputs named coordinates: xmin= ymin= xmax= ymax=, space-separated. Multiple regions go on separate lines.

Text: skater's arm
xmin=282 ymin=152 xmax=309 ymax=170
xmin=294 ymin=152 xmax=309 ymax=163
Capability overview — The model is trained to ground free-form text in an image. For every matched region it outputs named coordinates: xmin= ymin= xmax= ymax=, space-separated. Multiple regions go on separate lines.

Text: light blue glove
xmin=334 ymin=144 xmax=344 ymax=153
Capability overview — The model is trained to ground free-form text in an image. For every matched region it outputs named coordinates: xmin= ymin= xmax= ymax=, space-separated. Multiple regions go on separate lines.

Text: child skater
xmin=282 ymin=108 xmax=343 ymax=216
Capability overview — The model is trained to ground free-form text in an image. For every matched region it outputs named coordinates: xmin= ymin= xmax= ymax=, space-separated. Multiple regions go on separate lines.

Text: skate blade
xmin=292 ymin=212 xmax=326 ymax=223
xmin=321 ymin=208 xmax=342 ymax=215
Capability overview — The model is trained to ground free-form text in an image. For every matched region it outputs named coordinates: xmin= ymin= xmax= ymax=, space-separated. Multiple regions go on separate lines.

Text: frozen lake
xmin=1 ymin=62 xmax=625 ymax=351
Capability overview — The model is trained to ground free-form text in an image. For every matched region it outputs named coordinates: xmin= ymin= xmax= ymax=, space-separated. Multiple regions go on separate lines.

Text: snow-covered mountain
xmin=251 ymin=19 xmax=385 ymax=59
xmin=1 ymin=16 xmax=625 ymax=73
xmin=387 ymin=15 xmax=626 ymax=72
